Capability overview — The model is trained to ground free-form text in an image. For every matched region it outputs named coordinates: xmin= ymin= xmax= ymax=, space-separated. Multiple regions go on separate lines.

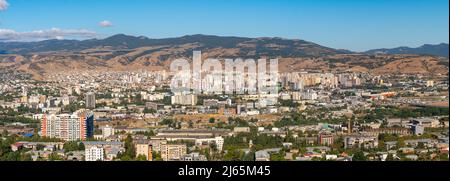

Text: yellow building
xmin=160 ymin=144 xmax=187 ymax=161
xmin=136 ymin=141 xmax=153 ymax=161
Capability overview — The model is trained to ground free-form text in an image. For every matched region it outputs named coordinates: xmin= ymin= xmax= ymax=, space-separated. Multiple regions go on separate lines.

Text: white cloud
xmin=99 ymin=20 xmax=113 ymax=27
xmin=0 ymin=28 xmax=97 ymax=42
xmin=0 ymin=0 xmax=8 ymax=11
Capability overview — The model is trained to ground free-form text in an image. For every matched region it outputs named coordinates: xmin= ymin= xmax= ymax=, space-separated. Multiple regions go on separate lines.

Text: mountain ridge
xmin=0 ymin=34 xmax=448 ymax=80
xmin=0 ymin=34 xmax=351 ymax=56
xmin=2 ymin=34 xmax=447 ymax=57
xmin=365 ymin=43 xmax=449 ymax=57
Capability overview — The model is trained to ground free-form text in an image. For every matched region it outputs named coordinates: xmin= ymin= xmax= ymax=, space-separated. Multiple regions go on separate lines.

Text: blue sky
xmin=0 ymin=0 xmax=448 ymax=51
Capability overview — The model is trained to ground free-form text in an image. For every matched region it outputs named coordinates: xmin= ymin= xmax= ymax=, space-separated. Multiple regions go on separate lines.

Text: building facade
xmin=195 ymin=136 xmax=224 ymax=151
xmin=86 ymin=92 xmax=96 ymax=109
xmin=160 ymin=144 xmax=187 ymax=161
xmin=85 ymin=146 xmax=104 ymax=161
xmin=171 ymin=94 xmax=197 ymax=106
xmin=40 ymin=110 xmax=94 ymax=141
xmin=318 ymin=133 xmax=334 ymax=146
xmin=102 ymin=125 xmax=115 ymax=138
xmin=136 ymin=141 xmax=153 ymax=161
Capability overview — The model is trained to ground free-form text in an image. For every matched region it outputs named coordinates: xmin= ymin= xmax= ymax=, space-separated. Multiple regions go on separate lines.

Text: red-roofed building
xmin=11 ymin=142 xmax=24 ymax=152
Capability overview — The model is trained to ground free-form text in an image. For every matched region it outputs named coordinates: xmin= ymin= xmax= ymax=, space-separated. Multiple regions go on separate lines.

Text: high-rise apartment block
xmin=40 ymin=110 xmax=94 ymax=141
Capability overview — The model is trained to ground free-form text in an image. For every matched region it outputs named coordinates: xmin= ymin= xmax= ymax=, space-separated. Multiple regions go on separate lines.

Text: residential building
xmin=344 ymin=135 xmax=378 ymax=149
xmin=102 ymin=125 xmax=115 ymax=138
xmin=255 ymin=150 xmax=271 ymax=161
xmin=136 ymin=141 xmax=153 ymax=161
xmin=171 ymin=94 xmax=197 ymax=106
xmin=301 ymin=89 xmax=318 ymax=100
xmin=195 ymin=136 xmax=224 ymax=151
xmin=40 ymin=110 xmax=94 ymax=141
xmin=180 ymin=152 xmax=207 ymax=161
xmin=160 ymin=144 xmax=187 ymax=161
xmin=411 ymin=118 xmax=440 ymax=128
xmin=86 ymin=92 xmax=96 ymax=109
xmin=318 ymin=132 xmax=334 ymax=146
xmin=85 ymin=146 xmax=104 ymax=161
xmin=233 ymin=127 xmax=250 ymax=133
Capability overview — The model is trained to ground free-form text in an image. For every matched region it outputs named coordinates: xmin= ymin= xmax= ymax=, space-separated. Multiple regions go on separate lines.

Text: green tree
xmin=270 ymin=151 xmax=286 ymax=161
xmin=386 ymin=153 xmax=395 ymax=161
xmin=352 ymin=151 xmax=367 ymax=161
xmin=63 ymin=141 xmax=84 ymax=153
xmin=48 ymin=152 xmax=63 ymax=161
xmin=242 ymin=151 xmax=255 ymax=161
xmin=397 ymin=137 xmax=406 ymax=148
xmin=223 ymin=148 xmax=243 ymax=161
xmin=152 ymin=151 xmax=163 ymax=161
xmin=136 ymin=154 xmax=147 ymax=161
xmin=378 ymin=140 xmax=386 ymax=150
xmin=143 ymin=108 xmax=156 ymax=114
xmin=120 ymin=134 xmax=136 ymax=160
xmin=36 ymin=144 xmax=45 ymax=151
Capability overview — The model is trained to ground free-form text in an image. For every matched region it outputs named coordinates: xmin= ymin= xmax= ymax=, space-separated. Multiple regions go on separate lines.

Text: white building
xmin=195 ymin=136 xmax=224 ymax=151
xmin=344 ymin=135 xmax=378 ymax=149
xmin=171 ymin=94 xmax=198 ymax=106
xmin=61 ymin=96 xmax=70 ymax=106
xmin=28 ymin=95 xmax=40 ymax=104
xmin=301 ymin=89 xmax=318 ymax=100
xmin=291 ymin=91 xmax=302 ymax=101
xmin=426 ymin=80 xmax=434 ymax=87
xmin=102 ymin=125 xmax=115 ymax=138
xmin=85 ymin=146 xmax=104 ymax=161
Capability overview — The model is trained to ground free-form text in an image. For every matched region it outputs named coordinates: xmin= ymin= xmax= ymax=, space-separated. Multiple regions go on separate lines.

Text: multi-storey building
xmin=102 ymin=125 xmax=115 ymax=138
xmin=318 ymin=132 xmax=334 ymax=146
xmin=301 ymin=89 xmax=318 ymax=100
xmin=136 ymin=141 xmax=153 ymax=161
xmin=160 ymin=144 xmax=187 ymax=161
xmin=149 ymin=138 xmax=168 ymax=153
xmin=180 ymin=152 xmax=207 ymax=161
xmin=40 ymin=110 xmax=94 ymax=141
xmin=171 ymin=94 xmax=197 ymax=106
xmin=85 ymin=92 xmax=96 ymax=109
xmin=195 ymin=136 xmax=224 ymax=151
xmin=85 ymin=146 xmax=104 ymax=161
xmin=411 ymin=118 xmax=441 ymax=128
xmin=344 ymin=135 xmax=378 ymax=149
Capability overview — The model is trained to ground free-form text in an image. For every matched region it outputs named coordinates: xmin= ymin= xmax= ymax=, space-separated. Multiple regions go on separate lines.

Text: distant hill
xmin=366 ymin=43 xmax=449 ymax=57
xmin=0 ymin=34 xmax=448 ymax=80
xmin=0 ymin=34 xmax=351 ymax=57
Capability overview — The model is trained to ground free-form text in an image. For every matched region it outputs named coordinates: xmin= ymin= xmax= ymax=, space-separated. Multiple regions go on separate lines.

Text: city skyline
xmin=0 ymin=0 xmax=448 ymax=165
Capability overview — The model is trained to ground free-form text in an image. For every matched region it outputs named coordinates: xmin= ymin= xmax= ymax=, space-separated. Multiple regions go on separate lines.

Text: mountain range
xmin=0 ymin=34 xmax=351 ymax=57
xmin=365 ymin=43 xmax=449 ymax=57
xmin=1 ymin=34 xmax=448 ymax=57
xmin=0 ymin=34 xmax=448 ymax=80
